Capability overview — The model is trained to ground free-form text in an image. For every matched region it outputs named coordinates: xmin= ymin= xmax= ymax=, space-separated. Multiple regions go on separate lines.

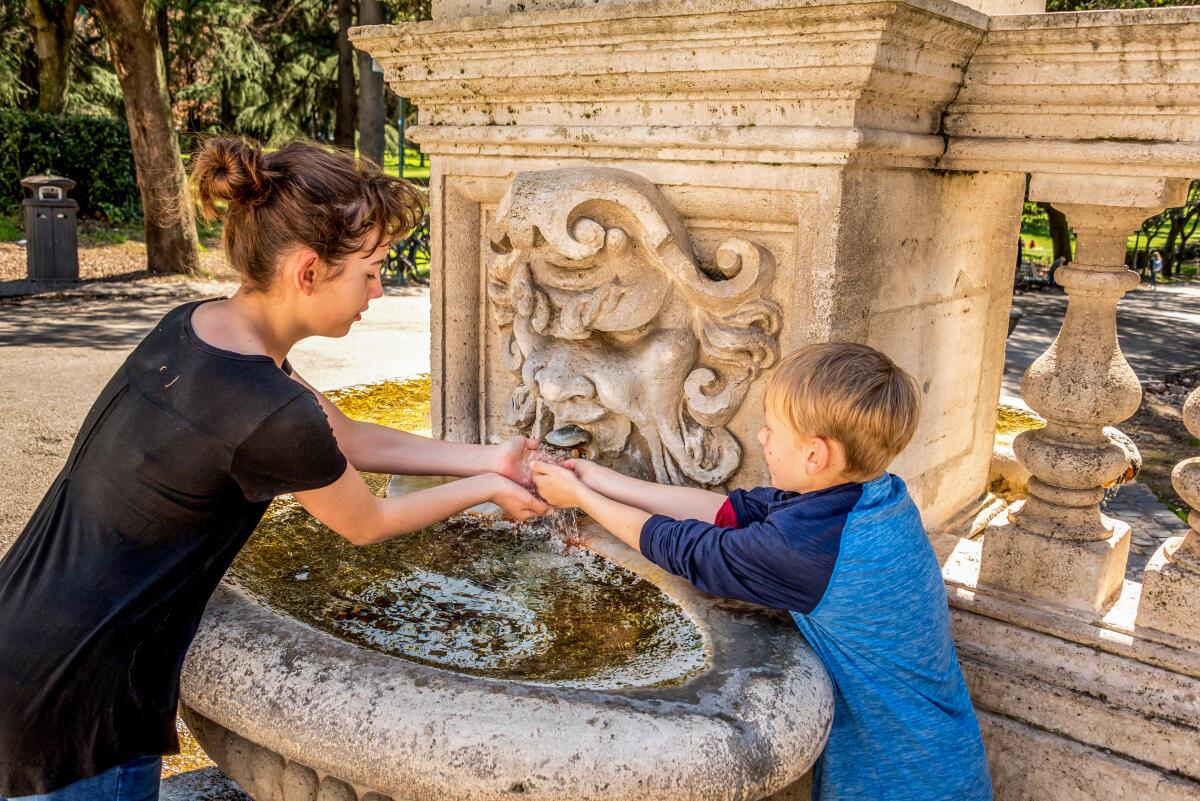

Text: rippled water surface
xmin=230 ymin=377 xmax=708 ymax=688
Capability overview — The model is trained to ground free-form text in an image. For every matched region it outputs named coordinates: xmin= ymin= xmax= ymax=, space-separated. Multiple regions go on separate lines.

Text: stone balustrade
xmin=978 ymin=176 xmax=1189 ymax=612
xmin=1138 ymin=387 xmax=1200 ymax=640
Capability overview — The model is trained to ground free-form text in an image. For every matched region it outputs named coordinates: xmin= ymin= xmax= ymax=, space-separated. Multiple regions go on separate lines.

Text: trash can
xmin=21 ymin=174 xmax=79 ymax=281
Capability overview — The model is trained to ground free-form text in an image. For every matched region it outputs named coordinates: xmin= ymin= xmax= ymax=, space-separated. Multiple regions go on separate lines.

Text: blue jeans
xmin=2 ymin=756 xmax=161 ymax=801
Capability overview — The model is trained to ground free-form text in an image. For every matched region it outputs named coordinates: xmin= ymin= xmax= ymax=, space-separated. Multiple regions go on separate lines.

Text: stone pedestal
xmin=982 ymin=510 xmax=1130 ymax=612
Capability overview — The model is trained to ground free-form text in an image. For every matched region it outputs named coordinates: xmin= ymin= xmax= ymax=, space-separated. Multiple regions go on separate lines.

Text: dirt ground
xmin=0 ymin=238 xmax=235 ymax=283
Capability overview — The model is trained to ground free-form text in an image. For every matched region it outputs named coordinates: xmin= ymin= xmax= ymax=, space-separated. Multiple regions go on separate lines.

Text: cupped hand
xmin=531 ymin=461 xmax=587 ymax=508
xmin=488 ymin=475 xmax=550 ymax=522
xmin=492 ymin=436 xmax=540 ymax=485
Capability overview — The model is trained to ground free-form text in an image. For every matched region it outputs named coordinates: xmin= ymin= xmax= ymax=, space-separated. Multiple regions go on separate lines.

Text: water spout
xmin=543 ymin=424 xmax=592 ymax=459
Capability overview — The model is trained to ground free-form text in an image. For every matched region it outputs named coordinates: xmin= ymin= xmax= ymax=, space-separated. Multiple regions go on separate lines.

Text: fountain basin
xmin=180 ymin=521 xmax=833 ymax=801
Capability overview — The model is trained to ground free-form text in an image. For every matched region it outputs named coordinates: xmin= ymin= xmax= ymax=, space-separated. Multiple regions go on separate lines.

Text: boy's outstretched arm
xmin=532 ymin=462 xmax=650 ymax=551
xmin=567 ymin=460 xmax=728 ymax=524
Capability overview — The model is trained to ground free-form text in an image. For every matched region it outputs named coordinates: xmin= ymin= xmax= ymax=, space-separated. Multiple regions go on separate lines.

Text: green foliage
xmin=0 ymin=0 xmax=32 ymax=107
xmin=0 ymin=109 xmax=140 ymax=220
xmin=65 ymin=10 xmax=124 ymax=117
xmin=0 ymin=208 xmax=22 ymax=240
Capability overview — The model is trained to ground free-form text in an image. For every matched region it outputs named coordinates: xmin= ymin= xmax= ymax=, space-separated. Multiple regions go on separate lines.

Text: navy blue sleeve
xmin=727 ymin=486 xmax=797 ymax=526
xmin=639 ymin=514 xmax=840 ymax=614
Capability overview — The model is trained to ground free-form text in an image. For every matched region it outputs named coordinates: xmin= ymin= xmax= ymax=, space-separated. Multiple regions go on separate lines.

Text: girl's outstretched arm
xmin=294 ymin=466 xmax=548 ymax=545
xmin=568 ymin=460 xmax=728 ymax=524
xmin=288 ymin=370 xmax=534 ymax=483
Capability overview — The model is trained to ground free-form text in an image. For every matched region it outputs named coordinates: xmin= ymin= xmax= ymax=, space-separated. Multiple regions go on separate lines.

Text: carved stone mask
xmin=488 ymin=167 xmax=781 ymax=487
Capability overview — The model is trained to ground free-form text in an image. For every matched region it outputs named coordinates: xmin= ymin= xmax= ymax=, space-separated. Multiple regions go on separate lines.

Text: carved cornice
xmin=353 ymin=1 xmax=1200 ymax=177
xmin=940 ymin=7 xmax=1200 ymax=176
xmin=351 ymin=0 xmax=986 ymax=166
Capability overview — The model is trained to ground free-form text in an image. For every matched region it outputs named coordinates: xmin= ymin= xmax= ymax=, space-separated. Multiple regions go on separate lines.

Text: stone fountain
xmin=180 ymin=0 xmax=1200 ymax=799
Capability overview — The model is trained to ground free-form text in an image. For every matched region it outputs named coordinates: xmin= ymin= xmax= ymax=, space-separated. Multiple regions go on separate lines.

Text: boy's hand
xmin=531 ymin=461 xmax=589 ymax=508
xmin=487 ymin=474 xmax=550 ymax=521
xmin=563 ymin=458 xmax=606 ymax=486
xmin=491 ymin=436 xmax=540 ymax=485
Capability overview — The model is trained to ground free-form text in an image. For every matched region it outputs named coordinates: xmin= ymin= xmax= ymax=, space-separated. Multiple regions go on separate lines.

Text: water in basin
xmin=229 ymin=377 xmax=708 ymax=689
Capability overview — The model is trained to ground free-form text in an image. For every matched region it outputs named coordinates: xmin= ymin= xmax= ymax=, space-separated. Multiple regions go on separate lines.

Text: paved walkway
xmin=1003 ymin=281 xmax=1200 ymax=403
xmin=1005 ymin=280 xmax=1199 ymax=583
xmin=1103 ymin=482 xmax=1192 ymax=582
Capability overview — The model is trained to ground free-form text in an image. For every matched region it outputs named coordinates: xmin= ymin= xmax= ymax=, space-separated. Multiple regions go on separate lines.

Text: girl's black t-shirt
xmin=0 ymin=300 xmax=348 ymax=796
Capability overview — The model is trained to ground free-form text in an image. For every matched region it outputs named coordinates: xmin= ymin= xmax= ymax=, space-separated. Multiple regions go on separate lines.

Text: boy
xmin=531 ymin=342 xmax=993 ymax=801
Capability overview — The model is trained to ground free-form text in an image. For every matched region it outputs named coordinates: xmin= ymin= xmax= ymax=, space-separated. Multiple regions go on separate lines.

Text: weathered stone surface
xmin=1138 ymin=385 xmax=1200 ymax=639
xmin=487 ymin=167 xmax=780 ymax=486
xmin=315 ymin=778 xmax=357 ymax=801
xmin=981 ymin=507 xmax=1132 ymax=612
xmin=182 ymin=525 xmax=834 ymax=801
xmin=281 ymin=763 xmax=319 ymax=801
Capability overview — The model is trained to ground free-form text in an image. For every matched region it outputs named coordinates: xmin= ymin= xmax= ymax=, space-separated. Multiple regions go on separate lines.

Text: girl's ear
xmin=284 ymin=248 xmax=322 ymax=296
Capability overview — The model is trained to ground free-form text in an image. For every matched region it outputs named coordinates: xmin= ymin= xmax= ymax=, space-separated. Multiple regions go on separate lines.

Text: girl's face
xmin=307 ymin=241 xmax=389 ymax=337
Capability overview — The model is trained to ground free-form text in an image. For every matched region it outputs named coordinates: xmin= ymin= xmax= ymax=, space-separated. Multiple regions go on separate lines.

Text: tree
xmin=334 ymin=0 xmax=356 ymax=148
xmin=0 ymin=0 xmax=33 ymax=108
xmin=357 ymin=0 xmax=385 ymax=166
xmin=94 ymin=0 xmax=199 ymax=275
xmin=1038 ymin=203 xmax=1072 ymax=263
xmin=26 ymin=0 xmax=81 ymax=113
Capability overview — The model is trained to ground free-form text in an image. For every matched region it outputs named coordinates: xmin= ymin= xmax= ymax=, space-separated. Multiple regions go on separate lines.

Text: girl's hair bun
xmin=191 ymin=137 xmax=273 ymax=219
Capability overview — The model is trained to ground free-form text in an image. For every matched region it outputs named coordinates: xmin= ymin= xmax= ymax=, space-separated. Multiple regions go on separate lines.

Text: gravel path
xmin=0 ymin=240 xmax=236 ymax=284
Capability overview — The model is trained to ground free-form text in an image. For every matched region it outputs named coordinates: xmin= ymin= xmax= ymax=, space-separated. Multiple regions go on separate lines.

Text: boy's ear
xmin=806 ymin=435 xmax=841 ymax=475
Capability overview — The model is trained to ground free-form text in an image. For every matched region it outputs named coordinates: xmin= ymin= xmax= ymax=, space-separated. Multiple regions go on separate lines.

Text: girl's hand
xmin=487 ymin=474 xmax=550 ymax=521
xmin=531 ymin=462 xmax=588 ymax=509
xmin=492 ymin=436 xmax=540 ymax=485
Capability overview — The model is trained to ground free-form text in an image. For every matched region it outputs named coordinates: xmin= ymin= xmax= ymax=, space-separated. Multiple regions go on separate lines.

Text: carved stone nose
xmin=536 ymin=370 xmax=595 ymax=403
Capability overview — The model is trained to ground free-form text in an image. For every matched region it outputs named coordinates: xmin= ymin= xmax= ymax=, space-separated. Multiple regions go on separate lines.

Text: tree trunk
xmin=95 ymin=0 xmax=200 ymax=276
xmin=1039 ymin=202 xmax=1073 ymax=263
xmin=1163 ymin=210 xmax=1183 ymax=278
xmin=27 ymin=0 xmax=81 ymax=114
xmin=156 ymin=5 xmax=170 ymax=93
xmin=219 ymin=77 xmax=235 ymax=130
xmin=335 ymin=0 xmax=357 ymax=149
xmin=356 ymin=0 xmax=386 ymax=166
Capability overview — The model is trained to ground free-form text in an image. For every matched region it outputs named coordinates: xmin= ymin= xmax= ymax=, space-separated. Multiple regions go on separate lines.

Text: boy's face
xmin=757 ymin=403 xmax=849 ymax=493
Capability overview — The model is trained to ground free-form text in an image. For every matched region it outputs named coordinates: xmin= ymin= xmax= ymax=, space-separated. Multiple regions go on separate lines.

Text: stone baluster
xmin=981 ymin=175 xmax=1190 ymax=613
xmin=1137 ymin=388 xmax=1200 ymax=639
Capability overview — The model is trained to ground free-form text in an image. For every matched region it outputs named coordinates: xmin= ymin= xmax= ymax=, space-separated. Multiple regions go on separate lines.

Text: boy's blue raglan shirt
xmin=640 ymin=474 xmax=993 ymax=801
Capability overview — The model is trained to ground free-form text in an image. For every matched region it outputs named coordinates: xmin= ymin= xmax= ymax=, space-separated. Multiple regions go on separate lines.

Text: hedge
xmin=0 ymin=109 xmax=141 ymax=222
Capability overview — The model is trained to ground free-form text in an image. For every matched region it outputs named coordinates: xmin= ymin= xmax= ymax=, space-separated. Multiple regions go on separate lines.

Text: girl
xmin=0 ymin=138 xmax=548 ymax=801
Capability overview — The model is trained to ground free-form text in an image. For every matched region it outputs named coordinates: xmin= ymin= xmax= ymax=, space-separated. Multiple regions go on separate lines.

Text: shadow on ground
xmin=1004 ymin=282 xmax=1200 ymax=400
xmin=0 ymin=295 xmax=189 ymax=349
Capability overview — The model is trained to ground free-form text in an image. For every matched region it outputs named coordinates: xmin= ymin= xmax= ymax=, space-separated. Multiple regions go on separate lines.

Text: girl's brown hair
xmin=190 ymin=137 xmax=424 ymax=290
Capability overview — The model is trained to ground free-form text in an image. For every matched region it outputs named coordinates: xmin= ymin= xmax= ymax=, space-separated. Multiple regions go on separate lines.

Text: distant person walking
xmin=1150 ymin=250 xmax=1164 ymax=291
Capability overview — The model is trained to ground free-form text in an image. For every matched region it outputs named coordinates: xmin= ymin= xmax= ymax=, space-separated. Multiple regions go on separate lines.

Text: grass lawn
xmin=384 ymin=147 xmax=430 ymax=181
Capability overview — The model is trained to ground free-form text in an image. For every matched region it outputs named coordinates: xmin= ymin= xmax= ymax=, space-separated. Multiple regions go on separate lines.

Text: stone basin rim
xmin=181 ymin=526 xmax=834 ymax=801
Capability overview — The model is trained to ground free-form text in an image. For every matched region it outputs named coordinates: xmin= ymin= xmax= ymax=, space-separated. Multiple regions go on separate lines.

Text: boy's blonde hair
xmin=764 ymin=343 xmax=920 ymax=481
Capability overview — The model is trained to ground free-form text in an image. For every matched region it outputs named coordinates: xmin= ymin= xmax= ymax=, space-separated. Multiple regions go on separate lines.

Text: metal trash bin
xmin=21 ymin=174 xmax=80 ymax=281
